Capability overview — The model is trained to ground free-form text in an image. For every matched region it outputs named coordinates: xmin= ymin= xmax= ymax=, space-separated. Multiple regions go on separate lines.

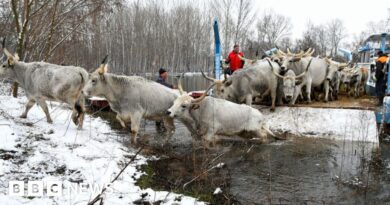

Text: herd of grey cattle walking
xmin=0 ymin=41 xmax=368 ymax=146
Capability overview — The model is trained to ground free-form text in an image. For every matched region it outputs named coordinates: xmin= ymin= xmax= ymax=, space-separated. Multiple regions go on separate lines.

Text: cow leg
xmin=324 ymin=80 xmax=330 ymax=102
xmin=116 ymin=115 xmax=126 ymax=128
xmin=130 ymin=113 xmax=142 ymax=144
xmin=245 ymin=94 xmax=253 ymax=106
xmin=20 ymin=99 xmax=36 ymax=119
xmin=162 ymin=117 xmax=175 ymax=143
xmin=202 ymin=130 xmax=216 ymax=148
xmin=37 ymin=99 xmax=53 ymax=123
xmin=76 ymin=97 xmax=85 ymax=129
xmin=356 ymin=83 xmax=361 ymax=97
xmin=270 ymin=82 xmax=277 ymax=111
xmin=306 ymin=80 xmax=312 ymax=103
xmin=291 ymin=84 xmax=303 ymax=105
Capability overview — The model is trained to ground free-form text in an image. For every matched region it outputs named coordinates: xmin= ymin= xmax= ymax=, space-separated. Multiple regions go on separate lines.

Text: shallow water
xmin=97 ymin=111 xmax=390 ymax=204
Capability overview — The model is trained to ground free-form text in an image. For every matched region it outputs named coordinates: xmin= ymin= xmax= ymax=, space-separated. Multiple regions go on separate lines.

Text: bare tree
xmin=256 ymin=9 xmax=292 ymax=51
xmin=327 ymin=19 xmax=347 ymax=57
xmin=233 ymin=0 xmax=256 ymax=45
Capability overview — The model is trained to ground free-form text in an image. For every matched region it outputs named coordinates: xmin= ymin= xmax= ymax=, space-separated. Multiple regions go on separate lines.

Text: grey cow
xmin=0 ymin=46 xmax=88 ymax=128
xmin=166 ymin=77 xmax=274 ymax=147
xmin=276 ymin=49 xmax=334 ymax=104
xmin=202 ymin=58 xmax=281 ymax=111
xmin=82 ymin=57 xmax=178 ymax=143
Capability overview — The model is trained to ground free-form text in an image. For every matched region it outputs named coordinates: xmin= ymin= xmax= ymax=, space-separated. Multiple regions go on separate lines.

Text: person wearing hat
xmin=156 ymin=67 xmax=175 ymax=89
xmin=375 ymin=50 xmax=389 ymax=105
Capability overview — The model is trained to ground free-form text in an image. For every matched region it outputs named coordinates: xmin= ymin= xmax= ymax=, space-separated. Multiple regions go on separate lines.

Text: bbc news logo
xmin=9 ymin=181 xmax=113 ymax=197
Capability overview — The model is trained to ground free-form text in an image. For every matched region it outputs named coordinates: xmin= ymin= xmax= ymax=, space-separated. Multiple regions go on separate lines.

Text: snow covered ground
xmin=264 ymin=107 xmax=379 ymax=143
xmin=0 ymin=94 xmax=206 ymax=205
xmin=0 ymin=79 xmax=380 ymax=204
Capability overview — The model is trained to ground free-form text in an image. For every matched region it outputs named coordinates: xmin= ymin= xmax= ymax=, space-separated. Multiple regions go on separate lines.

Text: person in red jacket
xmin=225 ymin=44 xmax=245 ymax=74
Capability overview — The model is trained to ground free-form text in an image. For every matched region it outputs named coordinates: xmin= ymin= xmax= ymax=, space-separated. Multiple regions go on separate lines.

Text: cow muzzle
xmin=166 ymin=110 xmax=175 ymax=117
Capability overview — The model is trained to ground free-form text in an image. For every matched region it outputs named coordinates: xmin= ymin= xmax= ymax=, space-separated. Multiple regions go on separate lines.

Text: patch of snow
xmin=213 ymin=163 xmax=225 ymax=169
xmin=0 ymin=95 xmax=205 ymax=205
xmin=213 ymin=187 xmax=222 ymax=195
xmin=88 ymin=96 xmax=107 ymax=101
xmin=265 ymin=107 xmax=379 ymax=144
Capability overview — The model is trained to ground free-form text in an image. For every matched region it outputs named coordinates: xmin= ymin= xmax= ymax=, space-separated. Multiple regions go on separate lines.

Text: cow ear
xmin=7 ymin=56 xmax=15 ymax=66
xmin=224 ymin=79 xmax=232 ymax=87
xmin=190 ymin=104 xmax=200 ymax=110
xmin=103 ymin=64 xmax=108 ymax=73
xmin=97 ymin=64 xmax=108 ymax=76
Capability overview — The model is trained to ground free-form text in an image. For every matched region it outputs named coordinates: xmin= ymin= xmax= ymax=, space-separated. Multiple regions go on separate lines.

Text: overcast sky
xmin=254 ymin=0 xmax=390 ymax=40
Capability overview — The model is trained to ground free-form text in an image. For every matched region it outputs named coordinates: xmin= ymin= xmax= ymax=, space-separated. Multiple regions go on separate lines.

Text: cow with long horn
xmin=339 ymin=64 xmax=369 ymax=98
xmin=201 ymin=56 xmax=281 ymax=111
xmin=0 ymin=38 xmax=88 ymax=129
xmin=167 ymin=76 xmax=275 ymax=147
xmin=83 ymin=56 xmax=179 ymax=144
xmin=277 ymin=48 xmax=334 ymax=103
xmin=269 ymin=58 xmax=307 ymax=102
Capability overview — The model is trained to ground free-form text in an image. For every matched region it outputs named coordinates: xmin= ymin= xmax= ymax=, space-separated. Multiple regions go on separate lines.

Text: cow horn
xmin=295 ymin=70 xmax=307 ymax=78
xmin=296 ymin=50 xmax=304 ymax=58
xmin=287 ymin=48 xmax=293 ymax=55
xmin=266 ymin=58 xmax=284 ymax=79
xmin=191 ymin=83 xmax=215 ymax=104
xmin=324 ymin=57 xmax=331 ymax=64
xmin=3 ymin=48 xmax=12 ymax=58
xmin=101 ymin=55 xmax=108 ymax=64
xmin=201 ymin=70 xmax=216 ymax=82
xmin=178 ymin=73 xmax=185 ymax=95
xmin=308 ymin=48 xmax=315 ymax=56
xmin=277 ymin=49 xmax=287 ymax=56
xmin=237 ymin=55 xmax=256 ymax=64
xmin=1 ymin=37 xmax=5 ymax=49
xmin=338 ymin=63 xmax=348 ymax=69
xmin=303 ymin=48 xmax=312 ymax=56
xmin=97 ymin=55 xmax=109 ymax=75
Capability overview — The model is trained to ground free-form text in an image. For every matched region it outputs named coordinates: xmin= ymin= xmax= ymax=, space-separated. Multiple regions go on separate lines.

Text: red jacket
xmin=226 ymin=51 xmax=244 ymax=71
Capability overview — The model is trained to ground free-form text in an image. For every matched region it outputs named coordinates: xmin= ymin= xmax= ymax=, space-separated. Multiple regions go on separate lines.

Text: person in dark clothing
xmin=155 ymin=68 xmax=176 ymax=132
xmin=375 ymin=51 xmax=389 ymax=105
xmin=156 ymin=68 xmax=175 ymax=89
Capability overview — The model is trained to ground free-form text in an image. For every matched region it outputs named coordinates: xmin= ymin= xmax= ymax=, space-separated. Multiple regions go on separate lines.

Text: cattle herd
xmin=0 ymin=40 xmax=369 ymax=147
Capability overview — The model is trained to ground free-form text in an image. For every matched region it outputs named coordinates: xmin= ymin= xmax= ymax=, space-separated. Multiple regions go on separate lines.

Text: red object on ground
xmin=190 ymin=92 xmax=204 ymax=98
xmin=89 ymin=98 xmax=110 ymax=111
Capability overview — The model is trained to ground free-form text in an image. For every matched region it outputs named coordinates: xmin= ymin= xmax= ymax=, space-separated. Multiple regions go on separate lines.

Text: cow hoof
xmin=72 ymin=117 xmax=79 ymax=125
xmin=47 ymin=119 xmax=53 ymax=124
xmin=270 ymin=108 xmax=275 ymax=112
xmin=20 ymin=114 xmax=27 ymax=119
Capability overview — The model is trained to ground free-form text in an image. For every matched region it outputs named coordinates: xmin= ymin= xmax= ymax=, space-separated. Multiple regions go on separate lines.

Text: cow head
xmin=83 ymin=55 xmax=109 ymax=97
xmin=277 ymin=48 xmax=315 ymax=72
xmin=0 ymin=38 xmax=20 ymax=77
xmin=201 ymin=70 xmax=234 ymax=100
xmin=324 ymin=58 xmax=348 ymax=81
xmin=167 ymin=75 xmax=214 ymax=118
xmin=269 ymin=58 xmax=306 ymax=101
xmin=340 ymin=68 xmax=359 ymax=85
